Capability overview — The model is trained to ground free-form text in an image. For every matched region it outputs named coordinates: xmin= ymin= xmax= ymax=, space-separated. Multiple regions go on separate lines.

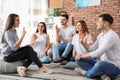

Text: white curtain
xmin=2 ymin=0 xmax=48 ymax=46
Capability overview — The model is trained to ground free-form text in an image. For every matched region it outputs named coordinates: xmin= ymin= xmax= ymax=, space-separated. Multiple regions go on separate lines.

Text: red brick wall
xmin=60 ymin=0 xmax=120 ymax=40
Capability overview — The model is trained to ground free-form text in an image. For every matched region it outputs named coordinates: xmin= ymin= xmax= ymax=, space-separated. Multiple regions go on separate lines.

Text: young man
xmin=74 ymin=14 xmax=120 ymax=80
xmin=53 ymin=14 xmax=75 ymax=63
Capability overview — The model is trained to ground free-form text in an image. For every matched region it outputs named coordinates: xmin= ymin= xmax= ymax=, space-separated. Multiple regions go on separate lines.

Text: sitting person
xmin=1 ymin=13 xmax=47 ymax=77
xmin=53 ymin=14 xmax=76 ymax=63
xmin=30 ymin=22 xmax=51 ymax=63
xmin=72 ymin=20 xmax=96 ymax=64
xmin=74 ymin=14 xmax=120 ymax=80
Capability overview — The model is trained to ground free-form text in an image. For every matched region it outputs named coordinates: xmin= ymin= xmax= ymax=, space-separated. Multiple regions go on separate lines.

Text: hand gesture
xmin=22 ymin=27 xmax=26 ymax=37
xmin=33 ymin=33 xmax=38 ymax=40
xmin=55 ymin=25 xmax=60 ymax=34
xmin=75 ymin=54 xmax=81 ymax=60
xmin=39 ymin=52 xmax=45 ymax=58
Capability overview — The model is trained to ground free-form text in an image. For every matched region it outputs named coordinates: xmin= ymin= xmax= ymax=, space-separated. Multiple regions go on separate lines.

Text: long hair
xmin=76 ymin=20 xmax=89 ymax=34
xmin=2 ymin=13 xmax=19 ymax=43
xmin=36 ymin=22 xmax=47 ymax=34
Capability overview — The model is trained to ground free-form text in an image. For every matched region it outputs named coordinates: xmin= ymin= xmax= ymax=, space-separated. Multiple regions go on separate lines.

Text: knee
xmin=95 ymin=61 xmax=105 ymax=68
xmin=53 ymin=44 xmax=59 ymax=49
xmin=67 ymin=42 xmax=72 ymax=46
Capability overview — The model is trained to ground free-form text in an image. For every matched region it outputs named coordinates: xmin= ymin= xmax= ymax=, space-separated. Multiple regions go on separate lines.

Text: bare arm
xmin=40 ymin=34 xmax=50 ymax=58
xmin=30 ymin=33 xmax=37 ymax=46
xmin=55 ymin=25 xmax=61 ymax=43
xmin=72 ymin=45 xmax=76 ymax=58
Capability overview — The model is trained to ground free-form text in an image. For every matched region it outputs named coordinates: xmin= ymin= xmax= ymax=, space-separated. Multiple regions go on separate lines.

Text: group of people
xmin=1 ymin=13 xmax=120 ymax=80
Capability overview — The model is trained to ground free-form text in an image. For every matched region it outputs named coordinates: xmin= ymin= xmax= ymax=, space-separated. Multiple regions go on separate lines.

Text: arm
xmin=5 ymin=28 xmax=26 ymax=50
xmin=55 ymin=25 xmax=61 ymax=43
xmin=72 ymin=45 xmax=76 ymax=58
xmin=40 ymin=34 xmax=50 ymax=58
xmin=66 ymin=34 xmax=74 ymax=42
xmin=79 ymin=34 xmax=116 ymax=59
xmin=16 ymin=27 xmax=26 ymax=48
xmin=30 ymin=33 xmax=37 ymax=46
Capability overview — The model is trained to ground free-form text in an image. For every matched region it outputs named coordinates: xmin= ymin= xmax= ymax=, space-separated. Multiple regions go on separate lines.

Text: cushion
xmin=0 ymin=59 xmax=24 ymax=73
xmin=64 ymin=62 xmax=80 ymax=70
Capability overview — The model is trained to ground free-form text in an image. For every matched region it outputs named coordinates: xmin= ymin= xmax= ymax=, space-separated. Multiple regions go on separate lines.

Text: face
xmin=60 ymin=16 xmax=68 ymax=25
xmin=13 ymin=16 xmax=20 ymax=28
xmin=96 ymin=17 xmax=104 ymax=30
xmin=76 ymin=22 xmax=82 ymax=32
xmin=37 ymin=23 xmax=44 ymax=32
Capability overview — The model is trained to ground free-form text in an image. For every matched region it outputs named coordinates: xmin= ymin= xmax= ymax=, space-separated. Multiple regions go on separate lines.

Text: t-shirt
xmin=89 ymin=29 xmax=120 ymax=69
xmin=72 ymin=34 xmax=92 ymax=55
xmin=59 ymin=25 xmax=75 ymax=43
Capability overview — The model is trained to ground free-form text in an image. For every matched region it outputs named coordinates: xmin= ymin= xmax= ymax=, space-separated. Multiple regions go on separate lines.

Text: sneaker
xmin=74 ymin=67 xmax=86 ymax=76
xmin=39 ymin=65 xmax=48 ymax=73
xmin=17 ymin=66 xmax=26 ymax=77
xmin=101 ymin=74 xmax=111 ymax=80
xmin=60 ymin=60 xmax=68 ymax=65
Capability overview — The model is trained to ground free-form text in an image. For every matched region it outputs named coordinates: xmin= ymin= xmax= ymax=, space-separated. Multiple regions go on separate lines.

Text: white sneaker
xmin=17 ymin=66 xmax=26 ymax=77
xmin=74 ymin=67 xmax=86 ymax=76
xmin=101 ymin=74 xmax=111 ymax=80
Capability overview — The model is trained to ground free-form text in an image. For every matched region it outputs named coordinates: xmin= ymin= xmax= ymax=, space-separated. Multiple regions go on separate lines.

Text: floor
xmin=0 ymin=63 xmax=98 ymax=80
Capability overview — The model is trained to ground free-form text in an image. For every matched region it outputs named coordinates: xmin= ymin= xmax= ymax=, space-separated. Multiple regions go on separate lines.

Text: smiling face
xmin=37 ymin=23 xmax=45 ymax=32
xmin=76 ymin=22 xmax=83 ymax=32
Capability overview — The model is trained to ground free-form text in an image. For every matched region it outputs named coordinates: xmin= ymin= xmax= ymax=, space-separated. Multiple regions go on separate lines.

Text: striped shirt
xmin=2 ymin=29 xmax=18 ymax=56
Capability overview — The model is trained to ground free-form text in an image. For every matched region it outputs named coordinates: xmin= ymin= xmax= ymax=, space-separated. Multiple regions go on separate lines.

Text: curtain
xmin=2 ymin=0 xmax=48 ymax=46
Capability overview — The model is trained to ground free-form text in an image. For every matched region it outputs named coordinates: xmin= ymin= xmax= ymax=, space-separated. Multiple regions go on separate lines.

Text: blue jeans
xmin=53 ymin=42 xmax=73 ymax=60
xmin=40 ymin=55 xmax=50 ymax=63
xmin=76 ymin=59 xmax=120 ymax=78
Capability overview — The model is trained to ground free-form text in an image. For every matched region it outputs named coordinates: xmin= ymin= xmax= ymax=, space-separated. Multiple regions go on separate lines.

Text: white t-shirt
xmin=59 ymin=25 xmax=75 ymax=43
xmin=72 ymin=34 xmax=93 ymax=55
xmin=33 ymin=33 xmax=47 ymax=56
xmin=89 ymin=29 xmax=120 ymax=69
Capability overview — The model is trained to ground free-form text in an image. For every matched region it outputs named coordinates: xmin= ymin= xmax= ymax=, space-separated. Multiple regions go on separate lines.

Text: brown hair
xmin=36 ymin=22 xmax=47 ymax=34
xmin=76 ymin=20 xmax=89 ymax=34
xmin=2 ymin=13 xmax=19 ymax=43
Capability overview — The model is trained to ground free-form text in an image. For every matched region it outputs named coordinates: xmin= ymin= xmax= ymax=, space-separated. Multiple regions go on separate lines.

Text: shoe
xmin=74 ymin=67 xmax=86 ymax=76
xmin=60 ymin=60 xmax=68 ymax=65
xmin=17 ymin=66 xmax=26 ymax=77
xmin=101 ymin=74 xmax=111 ymax=80
xmin=39 ymin=65 xmax=48 ymax=73
xmin=45 ymin=63 xmax=61 ymax=68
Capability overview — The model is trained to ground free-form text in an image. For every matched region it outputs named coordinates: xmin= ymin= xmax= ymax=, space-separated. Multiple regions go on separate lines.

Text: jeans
xmin=53 ymin=42 xmax=73 ymax=60
xmin=40 ymin=55 xmax=50 ymax=63
xmin=76 ymin=59 xmax=120 ymax=78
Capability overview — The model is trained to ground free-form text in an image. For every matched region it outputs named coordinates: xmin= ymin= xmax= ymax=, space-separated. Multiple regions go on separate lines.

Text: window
xmin=0 ymin=0 xmax=48 ymax=46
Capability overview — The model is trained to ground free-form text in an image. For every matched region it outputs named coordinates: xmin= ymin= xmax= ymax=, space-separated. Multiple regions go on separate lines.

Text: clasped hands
xmin=75 ymin=54 xmax=83 ymax=60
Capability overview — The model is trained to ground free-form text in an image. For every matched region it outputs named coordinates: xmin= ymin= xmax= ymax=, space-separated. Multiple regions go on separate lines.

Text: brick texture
xmin=60 ymin=0 xmax=120 ymax=40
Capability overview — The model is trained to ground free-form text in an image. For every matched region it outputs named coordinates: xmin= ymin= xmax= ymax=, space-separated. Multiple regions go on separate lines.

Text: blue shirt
xmin=2 ymin=29 xmax=18 ymax=56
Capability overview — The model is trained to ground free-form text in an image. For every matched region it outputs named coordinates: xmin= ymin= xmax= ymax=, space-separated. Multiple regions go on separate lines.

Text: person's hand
xmin=22 ymin=27 xmax=26 ymax=37
xmin=33 ymin=33 xmax=38 ymax=40
xmin=39 ymin=52 xmax=46 ymax=58
xmin=55 ymin=25 xmax=60 ymax=34
xmin=75 ymin=54 xmax=82 ymax=60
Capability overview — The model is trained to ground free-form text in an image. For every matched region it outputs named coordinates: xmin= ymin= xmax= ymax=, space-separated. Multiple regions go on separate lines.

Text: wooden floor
xmin=0 ymin=63 xmax=97 ymax=80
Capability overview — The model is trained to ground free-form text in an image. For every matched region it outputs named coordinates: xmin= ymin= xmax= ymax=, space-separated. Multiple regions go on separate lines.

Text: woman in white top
xmin=72 ymin=20 xmax=97 ymax=70
xmin=30 ymin=22 xmax=50 ymax=63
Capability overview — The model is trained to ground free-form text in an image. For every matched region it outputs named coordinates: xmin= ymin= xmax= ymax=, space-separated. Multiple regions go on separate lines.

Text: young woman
xmin=30 ymin=22 xmax=50 ymax=63
xmin=72 ymin=20 xmax=96 ymax=71
xmin=2 ymin=13 xmax=47 ymax=77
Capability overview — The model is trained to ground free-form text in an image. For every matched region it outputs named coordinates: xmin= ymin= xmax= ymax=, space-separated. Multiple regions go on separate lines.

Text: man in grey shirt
xmin=74 ymin=14 xmax=120 ymax=80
